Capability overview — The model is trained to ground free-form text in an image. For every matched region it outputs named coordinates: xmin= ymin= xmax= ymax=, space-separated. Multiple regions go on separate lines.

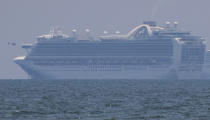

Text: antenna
xmin=49 ymin=27 xmax=55 ymax=37
xmin=151 ymin=0 xmax=164 ymax=19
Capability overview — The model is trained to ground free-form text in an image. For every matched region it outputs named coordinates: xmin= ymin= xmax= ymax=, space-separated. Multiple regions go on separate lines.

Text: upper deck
xmin=21 ymin=21 xmax=205 ymax=58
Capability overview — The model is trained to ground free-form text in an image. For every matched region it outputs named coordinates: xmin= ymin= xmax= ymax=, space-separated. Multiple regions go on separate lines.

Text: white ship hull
xmin=177 ymin=72 xmax=202 ymax=80
xmin=14 ymin=57 xmax=205 ymax=80
xmin=30 ymin=70 xmax=169 ymax=80
xmin=14 ymin=57 xmax=172 ymax=79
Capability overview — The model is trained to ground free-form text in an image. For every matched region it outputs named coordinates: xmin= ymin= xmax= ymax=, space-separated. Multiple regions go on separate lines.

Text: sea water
xmin=0 ymin=79 xmax=209 ymax=120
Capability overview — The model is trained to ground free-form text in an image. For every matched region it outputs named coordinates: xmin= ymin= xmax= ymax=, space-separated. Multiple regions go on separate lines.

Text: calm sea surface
xmin=0 ymin=79 xmax=209 ymax=120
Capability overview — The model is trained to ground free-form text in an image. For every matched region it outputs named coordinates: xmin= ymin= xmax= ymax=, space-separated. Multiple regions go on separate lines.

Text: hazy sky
xmin=1 ymin=0 xmax=210 ymax=78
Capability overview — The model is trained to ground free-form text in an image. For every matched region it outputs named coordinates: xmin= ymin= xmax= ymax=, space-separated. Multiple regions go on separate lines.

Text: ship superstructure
xmin=14 ymin=21 xmax=208 ymax=79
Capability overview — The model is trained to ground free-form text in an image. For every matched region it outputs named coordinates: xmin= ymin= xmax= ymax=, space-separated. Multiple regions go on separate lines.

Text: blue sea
xmin=0 ymin=79 xmax=209 ymax=120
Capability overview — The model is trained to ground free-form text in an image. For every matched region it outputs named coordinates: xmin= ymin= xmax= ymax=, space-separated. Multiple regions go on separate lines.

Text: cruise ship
xmin=14 ymin=21 xmax=209 ymax=79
